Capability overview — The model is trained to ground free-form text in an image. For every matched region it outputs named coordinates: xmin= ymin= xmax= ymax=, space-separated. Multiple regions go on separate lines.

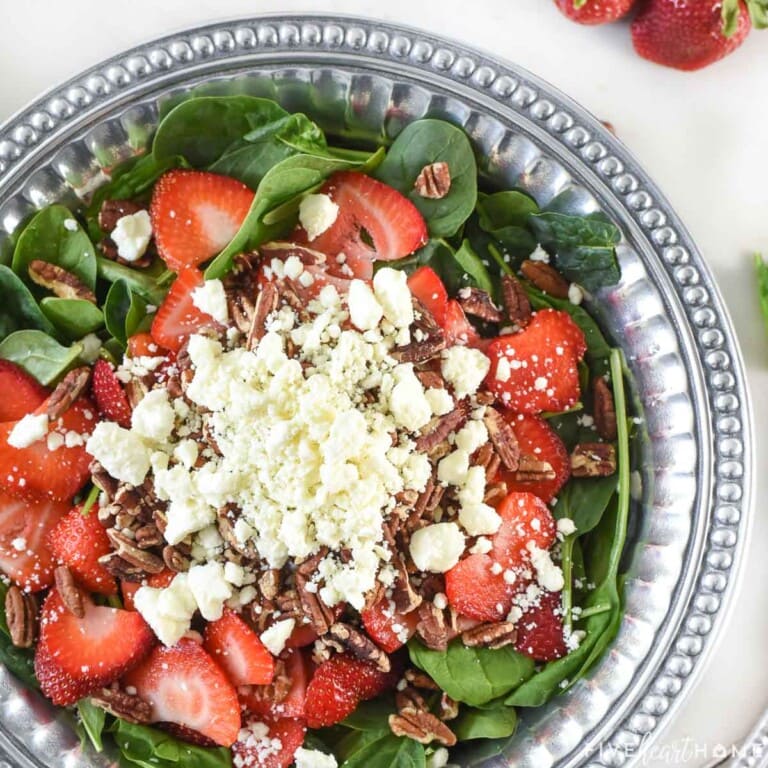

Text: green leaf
xmin=722 ymin=0 xmax=744 ymax=35
xmin=453 ymin=702 xmax=518 ymax=741
xmin=453 ymin=239 xmax=494 ymax=295
xmin=12 ymin=205 xmax=97 ymax=291
xmin=477 ymin=191 xmax=539 ymax=231
xmin=408 ymin=639 xmax=535 ymax=706
xmin=0 ymin=330 xmax=83 ymax=385
xmin=553 ymin=475 xmax=617 ymax=535
xmin=375 ymin=119 xmax=478 ymax=238
xmin=0 ymin=264 xmax=57 ymax=341
xmin=76 ymin=699 xmax=106 ymax=753
xmin=96 ymin=258 xmax=169 ymax=306
xmin=339 ymin=732 xmax=426 ymax=768
xmin=40 ymin=298 xmax=103 ymax=340
xmin=103 ymin=280 xmax=149 ymax=346
xmin=555 ymin=246 xmax=621 ymax=293
xmin=0 ymin=581 xmax=38 ymax=687
xmin=755 ymin=253 xmax=768 ymax=335
xmin=745 ymin=0 xmax=768 ymax=28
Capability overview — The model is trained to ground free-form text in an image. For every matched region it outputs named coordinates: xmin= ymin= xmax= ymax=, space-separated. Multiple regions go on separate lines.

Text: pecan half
xmin=571 ymin=443 xmax=617 ymax=477
xmin=593 ymin=377 xmax=618 ymax=441
xmin=457 ymin=287 xmax=503 ymax=323
xmin=414 ymin=161 xmax=451 ymax=199
xmin=501 ymin=274 xmax=532 ymax=326
xmin=483 ymin=480 xmax=508 ymax=506
xmin=461 ymin=621 xmax=518 ymax=649
xmin=106 ymin=529 xmax=165 ymax=574
xmin=392 ymin=556 xmax=423 ymax=613
xmin=396 ymin=686 xmax=428 ymax=713
xmin=415 ymin=602 xmax=453 ymax=651
xmin=90 ymin=461 xmax=119 ymax=500
xmin=46 ymin=366 xmax=91 ymax=421
xmin=389 ymin=711 xmax=457 ymax=746
xmin=246 ymin=282 xmax=280 ymax=350
xmin=5 ymin=586 xmax=37 ymax=648
xmin=135 ymin=524 xmax=164 ymax=550
xmin=328 ymin=622 xmax=391 ymax=672
xmin=483 ymin=408 xmax=520 ymax=471
xmin=90 ymin=687 xmax=152 ymax=724
xmin=99 ymin=552 xmax=147 ymax=581
xmin=391 ymin=334 xmax=446 ymax=364
xmin=295 ymin=575 xmax=335 ymax=635
xmin=54 ymin=565 xmax=85 ymax=618
xmin=98 ymin=199 xmax=145 ymax=233
xmin=515 ymin=454 xmax=556 ymax=482
xmin=520 ymin=259 xmax=569 ymax=299
xmin=162 ymin=545 xmax=190 ymax=573
xmin=404 ymin=668 xmax=440 ymax=691
xmin=28 ymin=260 xmax=97 ymax=303
xmin=414 ymin=370 xmax=444 ymax=390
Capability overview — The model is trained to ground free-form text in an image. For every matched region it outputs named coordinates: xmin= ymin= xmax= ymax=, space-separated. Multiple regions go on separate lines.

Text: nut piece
xmin=246 ymin=282 xmax=280 ymax=350
xmin=46 ymin=366 xmax=92 ymax=421
xmin=4 ymin=586 xmax=37 ymax=648
xmin=404 ymin=668 xmax=440 ymax=690
xmin=162 ymin=545 xmax=190 ymax=573
xmin=482 ymin=408 xmax=520 ymax=472
xmin=28 ymin=260 xmax=97 ymax=303
xmin=90 ymin=687 xmax=153 ymax=724
xmin=98 ymin=199 xmax=145 ymax=233
xmin=457 ymin=287 xmax=503 ymax=323
xmin=515 ymin=454 xmax=556 ymax=482
xmin=461 ymin=621 xmax=518 ymax=649
xmin=593 ymin=377 xmax=618 ymax=441
xmin=414 ymin=161 xmax=451 ymax=199
xmin=54 ymin=565 xmax=85 ymax=618
xmin=501 ymin=274 xmax=532 ymax=327
xmin=106 ymin=528 xmax=165 ymax=574
xmin=396 ymin=686 xmax=428 ymax=714
xmin=520 ymin=259 xmax=570 ymax=299
xmin=389 ymin=710 xmax=457 ymax=746
xmin=328 ymin=622 xmax=391 ymax=673
xmin=571 ymin=443 xmax=617 ymax=477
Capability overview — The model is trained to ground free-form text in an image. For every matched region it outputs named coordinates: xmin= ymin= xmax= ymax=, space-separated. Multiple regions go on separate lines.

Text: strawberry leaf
xmin=722 ymin=0 xmax=744 ymax=36
xmin=573 ymin=0 xmax=589 ymax=8
xmin=755 ymin=253 xmax=768 ymax=334
xmin=745 ymin=0 xmax=768 ymax=28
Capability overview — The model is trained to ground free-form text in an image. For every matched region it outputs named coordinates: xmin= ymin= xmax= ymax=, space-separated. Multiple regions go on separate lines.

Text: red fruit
xmin=445 ymin=553 xmax=515 ymax=622
xmin=493 ymin=492 xmax=557 ymax=570
xmin=127 ymin=332 xmax=163 ymax=358
xmin=47 ymin=507 xmax=117 ymax=595
xmin=514 ymin=591 xmax=567 ymax=661
xmin=150 ymin=268 xmax=213 ymax=352
xmin=304 ymin=654 xmax=397 ymax=728
xmin=485 ymin=309 xmax=586 ymax=413
xmin=204 ymin=610 xmax=275 ymax=687
xmin=361 ymin=598 xmax=419 ymax=653
xmin=631 ymin=0 xmax=752 ymax=71
xmin=0 ymin=490 xmax=69 ymax=591
xmin=239 ymin=649 xmax=310 ymax=720
xmin=0 ymin=395 xmax=96 ymax=501
xmin=159 ymin=724 xmax=219 ymax=748
xmin=233 ymin=716 xmax=306 ymax=768
xmin=443 ymin=299 xmax=483 ymax=348
xmin=150 ymin=170 xmax=254 ymax=271
xmin=296 ymin=172 xmax=428 ymax=277
xmin=0 ymin=361 xmax=49 ymax=421
xmin=285 ymin=621 xmax=319 ymax=649
xmin=407 ymin=266 xmax=449 ymax=325
xmin=35 ymin=590 xmax=155 ymax=706
xmin=123 ymin=638 xmax=241 ymax=747
xmin=121 ymin=570 xmax=175 ymax=611
xmin=91 ymin=359 xmax=132 ymax=428
xmin=259 ymin=242 xmax=353 ymax=299
xmin=555 ymin=0 xmax=635 ymax=25
xmin=498 ymin=414 xmax=571 ymax=503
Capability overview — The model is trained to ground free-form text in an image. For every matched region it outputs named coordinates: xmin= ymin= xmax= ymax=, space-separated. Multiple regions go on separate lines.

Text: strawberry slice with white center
xmin=151 ymin=170 xmax=254 ymax=272
xmin=34 ymin=589 xmax=155 ymax=706
xmin=150 ymin=268 xmax=214 ymax=352
xmin=239 ymin=649 xmax=310 ymax=720
xmin=123 ymin=638 xmax=241 ymax=747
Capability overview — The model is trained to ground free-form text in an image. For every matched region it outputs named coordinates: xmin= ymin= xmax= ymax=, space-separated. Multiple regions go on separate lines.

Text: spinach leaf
xmin=453 ymin=239 xmax=494 ymax=295
xmin=103 ymin=280 xmax=149 ymax=346
xmin=12 ymin=205 xmax=97 ymax=291
xmin=76 ymin=699 xmax=106 ymax=752
xmin=96 ymin=258 xmax=169 ymax=306
xmin=556 ymin=245 xmax=621 ymax=292
xmin=755 ymin=253 xmax=768 ymax=335
xmin=0 ymin=580 xmax=38 ymax=687
xmin=453 ymin=703 xmax=517 ymax=741
xmin=339 ymin=732 xmax=426 ymax=768
xmin=0 ymin=330 xmax=83 ymax=385
xmin=408 ymin=639 xmax=534 ymax=706
xmin=553 ymin=475 xmax=617 ymax=534
xmin=109 ymin=719 xmax=232 ymax=768
xmin=375 ymin=119 xmax=477 ymax=238
xmin=0 ymin=265 xmax=57 ymax=340
xmin=40 ymin=298 xmax=103 ymax=340
xmin=477 ymin=191 xmax=539 ymax=230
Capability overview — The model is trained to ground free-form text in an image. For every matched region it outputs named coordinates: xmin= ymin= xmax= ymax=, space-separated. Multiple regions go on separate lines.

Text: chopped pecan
xmin=99 ymin=237 xmax=153 ymax=269
xmin=413 ymin=161 xmax=451 ymax=199
xmin=396 ymin=686 xmax=428 ymax=713
xmin=593 ymin=377 xmax=618 ymax=441
xmin=162 ymin=545 xmax=190 ymax=573
xmin=457 ymin=287 xmax=503 ymax=322
xmin=106 ymin=529 xmax=165 ymax=574
xmin=416 ymin=602 xmax=453 ymax=651
xmin=389 ymin=711 xmax=457 ymax=746
xmin=414 ymin=370 xmax=444 ymax=390
xmin=439 ymin=693 xmax=460 ymax=721
xmin=515 ymin=454 xmax=556 ymax=482
xmin=328 ymin=622 xmax=391 ymax=672
xmin=404 ymin=669 xmax=440 ymax=690
xmin=46 ymin=366 xmax=91 ymax=420
xmin=90 ymin=461 xmax=119 ymax=500
xmin=391 ymin=334 xmax=446 ymax=364
xmin=90 ymin=687 xmax=152 ymax=724
xmin=28 ymin=260 xmax=97 ymax=303
xmin=461 ymin=621 xmax=518 ymax=649
xmin=482 ymin=408 xmax=520 ymax=471
xmin=520 ymin=259 xmax=569 ymax=299
xmin=54 ymin=565 xmax=85 ymax=618
xmin=124 ymin=378 xmax=149 ymax=409
xmin=98 ymin=199 xmax=144 ymax=233
xmin=483 ymin=480 xmax=508 ymax=506
xmin=99 ymin=552 xmax=147 ymax=581
xmin=258 ymin=569 xmax=281 ymax=601
xmin=246 ymin=282 xmax=280 ymax=350
xmin=216 ymin=508 xmax=258 ymax=559
xmin=295 ymin=575 xmax=335 ymax=635
xmin=227 ymin=287 xmax=256 ymax=334
xmin=4 ymin=586 xmax=37 ymax=648
xmin=134 ymin=524 xmax=163 ymax=550
xmin=501 ymin=274 xmax=532 ymax=326
xmin=244 ymin=657 xmax=293 ymax=708
xmin=392 ymin=557 xmax=423 ymax=613
xmin=571 ymin=443 xmax=617 ymax=477
xmin=415 ymin=402 xmax=469 ymax=453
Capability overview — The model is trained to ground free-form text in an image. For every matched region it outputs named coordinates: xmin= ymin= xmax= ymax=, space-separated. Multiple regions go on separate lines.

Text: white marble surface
xmin=2 ymin=1 xmax=767 ymax=764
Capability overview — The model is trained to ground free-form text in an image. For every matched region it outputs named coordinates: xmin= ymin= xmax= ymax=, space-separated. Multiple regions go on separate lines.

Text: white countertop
xmin=2 ymin=0 xmax=767 ymax=764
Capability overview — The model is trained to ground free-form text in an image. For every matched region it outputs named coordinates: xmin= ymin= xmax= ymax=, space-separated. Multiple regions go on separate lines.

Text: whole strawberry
xmin=631 ymin=0 xmax=766 ymax=71
xmin=556 ymin=0 xmax=636 ymax=24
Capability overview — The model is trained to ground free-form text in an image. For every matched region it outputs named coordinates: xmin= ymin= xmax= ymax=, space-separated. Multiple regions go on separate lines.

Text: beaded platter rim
xmin=0 ymin=14 xmax=753 ymax=768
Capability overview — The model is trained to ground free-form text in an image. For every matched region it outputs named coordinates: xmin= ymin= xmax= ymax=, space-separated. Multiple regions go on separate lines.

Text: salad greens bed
xmin=0 ymin=95 xmax=633 ymax=768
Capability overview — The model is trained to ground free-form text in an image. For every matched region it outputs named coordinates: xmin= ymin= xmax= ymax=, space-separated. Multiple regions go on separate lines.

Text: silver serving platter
xmin=0 ymin=14 xmax=752 ymax=768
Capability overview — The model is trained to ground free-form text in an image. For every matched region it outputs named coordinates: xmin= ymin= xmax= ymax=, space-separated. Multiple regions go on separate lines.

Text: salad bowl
xmin=0 ymin=14 xmax=752 ymax=768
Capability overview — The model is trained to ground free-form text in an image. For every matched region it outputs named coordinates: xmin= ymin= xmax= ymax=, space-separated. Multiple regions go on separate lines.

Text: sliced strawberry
xmin=127 ymin=332 xmax=163 ymax=358
xmin=239 ymin=649 xmax=311 ymax=720
xmin=361 ymin=598 xmax=419 ymax=653
xmin=204 ymin=610 xmax=275 ymax=687
xmin=0 ymin=396 xmax=96 ymax=501
xmin=445 ymin=553 xmax=515 ymax=622
xmin=91 ymin=359 xmax=132 ymax=429
xmin=304 ymin=653 xmax=396 ymax=729
xmin=443 ymin=299 xmax=483 ymax=348
xmin=486 ymin=308 xmax=586 ymax=413
xmin=514 ymin=590 xmax=567 ymax=662
xmin=159 ymin=723 xmax=219 ymax=749
xmin=295 ymin=172 xmax=427 ymax=277
xmin=123 ymin=638 xmax=241 ymax=747
xmin=285 ymin=621 xmax=319 ymax=649
xmin=233 ymin=716 xmax=306 ymax=768
xmin=35 ymin=590 xmax=155 ymax=706
xmin=407 ymin=266 xmax=448 ymax=326
xmin=0 ymin=490 xmax=69 ymax=591
xmin=151 ymin=170 xmax=254 ymax=272
xmin=47 ymin=507 xmax=117 ymax=595
xmin=0 ymin=361 xmax=49 ymax=421
xmin=121 ymin=570 xmax=175 ymax=611
xmin=259 ymin=241 xmax=353 ymax=298
xmin=150 ymin=268 xmax=213 ymax=352
xmin=492 ymin=492 xmax=557 ymax=570
xmin=498 ymin=414 xmax=571 ymax=503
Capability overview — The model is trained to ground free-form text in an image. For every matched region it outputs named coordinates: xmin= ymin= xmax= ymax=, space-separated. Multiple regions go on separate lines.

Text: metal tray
xmin=0 ymin=14 xmax=753 ymax=768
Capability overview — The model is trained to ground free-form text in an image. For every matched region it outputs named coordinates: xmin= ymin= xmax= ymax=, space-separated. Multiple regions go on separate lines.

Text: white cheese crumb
xmin=441 ymin=346 xmax=490 ymax=398
xmin=529 ymin=244 xmax=550 ymax=263
xmin=260 ymin=618 xmax=296 ymax=656
xmin=425 ymin=387 xmax=453 ymax=416
xmin=86 ymin=421 xmax=150 ymax=486
xmin=495 ymin=357 xmax=511 ymax=382
xmin=426 ymin=747 xmax=450 ymax=768
xmin=437 ymin=449 xmax=470 ymax=486
xmin=299 ymin=194 xmax=339 ymax=241
xmin=134 ymin=573 xmax=197 ymax=646
xmin=373 ymin=268 xmax=414 ymax=328
xmin=470 ymin=536 xmax=493 ymax=555
xmin=7 ymin=413 xmax=49 ymax=448
xmin=79 ymin=333 xmax=102 ymax=363
xmin=63 ymin=218 xmax=78 ymax=232
xmin=347 ymin=280 xmax=384 ymax=331
xmin=568 ymin=283 xmax=584 ymax=305
xmin=557 ymin=518 xmax=577 ymax=536
xmin=111 ymin=210 xmax=152 ymax=262
xmin=528 ymin=543 xmax=565 ymax=592
xmin=10 ymin=537 xmax=26 ymax=552
xmin=459 ymin=503 xmax=502 ymax=536
xmin=454 ymin=420 xmax=488 ymax=454
xmin=131 ymin=389 xmax=176 ymax=443
xmin=389 ymin=365 xmax=432 ymax=431
xmin=191 ymin=279 xmax=229 ymax=324
xmin=410 ymin=523 xmax=465 ymax=573
xmin=186 ymin=562 xmax=233 ymax=621
xmin=294 ymin=748 xmax=338 ymax=768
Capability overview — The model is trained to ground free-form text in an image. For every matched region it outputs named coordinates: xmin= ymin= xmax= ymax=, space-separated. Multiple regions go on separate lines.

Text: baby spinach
xmin=553 ymin=475 xmax=617 ymax=535
xmin=453 ymin=239 xmax=494 ymax=295
xmin=408 ymin=639 xmax=534 ymax=706
xmin=40 ymin=298 xmax=103 ymax=340
xmin=0 ymin=330 xmax=83 ymax=385
xmin=477 ymin=191 xmax=540 ymax=230
xmin=96 ymin=258 xmax=169 ymax=306
xmin=340 ymin=733 xmax=426 ymax=768
xmin=453 ymin=703 xmax=518 ymax=741
xmin=12 ymin=205 xmax=97 ymax=291
xmin=103 ymin=280 xmax=149 ymax=346
xmin=755 ymin=253 xmax=768 ymax=335
xmin=0 ymin=581 xmax=37 ymax=688
xmin=374 ymin=119 xmax=477 ymax=238
xmin=76 ymin=699 xmax=106 ymax=752
xmin=0 ymin=265 xmax=57 ymax=340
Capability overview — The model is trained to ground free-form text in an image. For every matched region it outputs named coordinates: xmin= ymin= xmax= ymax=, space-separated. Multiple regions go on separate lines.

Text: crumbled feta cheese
xmin=7 ymin=413 xmax=49 ymax=448
xmin=373 ymin=268 xmax=414 ymax=328
xmin=454 ymin=420 xmax=488 ymax=454
xmin=470 ymin=536 xmax=493 ymax=555
xmin=63 ymin=218 xmax=78 ymax=232
xmin=186 ymin=562 xmax=232 ymax=621
xmin=79 ymin=333 xmax=102 ymax=363
xmin=192 ymin=279 xmax=229 ymax=324
xmin=410 ymin=523 xmax=465 ymax=573
xmin=260 ymin=618 xmax=296 ymax=656
xmin=347 ymin=279 xmax=384 ymax=331
xmin=425 ymin=387 xmax=453 ymax=416
xmin=426 ymin=748 xmax=450 ymax=768
xmin=11 ymin=537 xmax=26 ymax=552
xmin=459 ymin=502 xmax=502 ymax=536
xmin=299 ymin=193 xmax=339 ymax=241
xmin=389 ymin=365 xmax=432 ymax=431
xmin=568 ymin=283 xmax=583 ymax=305
xmin=557 ymin=518 xmax=577 ymax=536
xmin=86 ymin=422 xmax=150 ymax=486
xmin=437 ymin=449 xmax=470 ymax=486
xmin=111 ymin=210 xmax=152 ymax=262
xmin=134 ymin=573 xmax=197 ymax=646
xmin=131 ymin=389 xmax=175 ymax=443
xmin=495 ymin=357 xmax=511 ymax=382
xmin=528 ymin=543 xmax=565 ymax=591
xmin=441 ymin=346 xmax=490 ymax=398
xmin=529 ymin=244 xmax=550 ymax=263
xmin=294 ymin=747 xmax=338 ymax=768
